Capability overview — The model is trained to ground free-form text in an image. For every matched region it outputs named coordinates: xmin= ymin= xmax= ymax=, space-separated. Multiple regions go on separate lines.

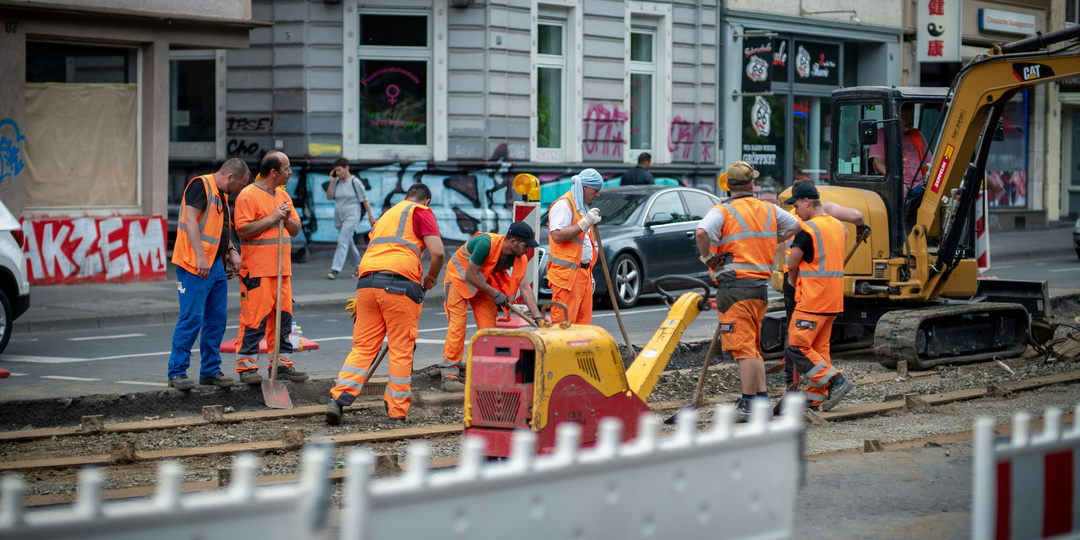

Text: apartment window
xmin=629 ymin=29 xmax=655 ymax=152
xmin=1069 ymin=0 xmax=1078 ymax=26
xmin=537 ymin=21 xmax=565 ymax=152
xmin=357 ymin=12 xmax=430 ymax=146
xmin=169 ymin=51 xmax=216 ymax=145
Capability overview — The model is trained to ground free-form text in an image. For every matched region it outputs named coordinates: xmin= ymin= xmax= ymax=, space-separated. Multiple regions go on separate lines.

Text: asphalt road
xmin=2 ymin=253 xmax=1077 ymax=402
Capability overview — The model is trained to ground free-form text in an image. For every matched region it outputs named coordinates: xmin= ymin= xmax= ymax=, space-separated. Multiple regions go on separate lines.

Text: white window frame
xmin=532 ymin=0 xmax=582 ymax=163
xmin=1068 ymin=0 xmax=1079 ymax=26
xmin=626 ymin=2 xmax=671 ymax=164
xmin=342 ymin=0 xmax=446 ymax=161
xmin=168 ymin=49 xmax=226 ymax=160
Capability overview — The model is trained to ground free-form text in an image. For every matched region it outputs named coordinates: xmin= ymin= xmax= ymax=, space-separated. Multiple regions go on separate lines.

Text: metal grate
xmin=577 ymin=357 xmax=600 ymax=382
xmin=475 ymin=389 xmax=522 ymax=424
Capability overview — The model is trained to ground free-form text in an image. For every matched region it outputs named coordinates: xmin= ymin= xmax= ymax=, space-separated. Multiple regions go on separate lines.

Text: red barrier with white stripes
xmin=976 ymin=185 xmax=990 ymax=273
xmin=512 ymin=202 xmax=540 ymax=306
xmin=972 ymin=405 xmax=1080 ymax=540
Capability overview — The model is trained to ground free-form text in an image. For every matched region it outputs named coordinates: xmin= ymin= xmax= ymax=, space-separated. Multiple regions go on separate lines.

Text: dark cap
xmin=783 ymin=182 xmax=820 ymax=205
xmin=507 ymin=221 xmax=540 ymax=248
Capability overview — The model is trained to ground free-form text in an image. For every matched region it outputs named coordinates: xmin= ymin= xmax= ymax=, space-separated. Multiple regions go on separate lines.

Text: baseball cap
xmin=726 ymin=161 xmax=760 ymax=186
xmin=783 ymin=182 xmax=820 ymax=205
xmin=507 ymin=221 xmax=540 ymax=248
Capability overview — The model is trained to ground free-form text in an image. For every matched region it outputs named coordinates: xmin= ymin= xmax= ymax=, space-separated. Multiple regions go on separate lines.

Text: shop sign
xmin=1060 ymin=77 xmax=1080 ymax=93
xmin=793 ymin=42 xmax=838 ymax=86
xmin=917 ymin=0 xmax=961 ymax=63
xmin=742 ymin=36 xmax=774 ymax=94
xmin=979 ymin=9 xmax=1036 ymax=36
xmin=751 ymin=96 xmax=772 ymax=137
xmin=773 ymin=39 xmax=788 ymax=83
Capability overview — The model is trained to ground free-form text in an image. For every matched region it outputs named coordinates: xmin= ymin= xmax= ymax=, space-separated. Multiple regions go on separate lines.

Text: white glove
xmin=577 ymin=208 xmax=602 ymax=231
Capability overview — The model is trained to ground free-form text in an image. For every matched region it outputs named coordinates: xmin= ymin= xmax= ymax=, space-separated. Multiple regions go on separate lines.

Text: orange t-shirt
xmin=234 ymin=184 xmax=301 ymax=277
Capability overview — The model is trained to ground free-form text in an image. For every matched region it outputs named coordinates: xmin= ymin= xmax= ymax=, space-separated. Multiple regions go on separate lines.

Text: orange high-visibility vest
xmin=358 ymin=200 xmax=429 ymax=284
xmin=546 ymin=192 xmax=596 ymax=289
xmin=172 ymin=174 xmax=226 ymax=275
xmin=794 ymin=214 xmax=847 ymax=313
xmin=710 ymin=193 xmax=778 ymax=280
xmin=446 ymin=233 xmax=527 ymax=299
xmin=234 ymin=184 xmax=298 ymax=277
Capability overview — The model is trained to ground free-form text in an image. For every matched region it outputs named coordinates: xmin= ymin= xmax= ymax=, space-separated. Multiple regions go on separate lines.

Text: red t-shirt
xmin=412 ymin=206 xmax=440 ymax=238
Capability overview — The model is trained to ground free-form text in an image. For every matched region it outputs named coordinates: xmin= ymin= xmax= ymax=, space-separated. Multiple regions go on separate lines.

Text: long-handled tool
xmin=664 ymin=321 xmax=723 ymax=424
xmin=593 ymin=230 xmax=634 ymax=357
xmin=262 ymin=221 xmax=293 ymax=409
xmin=507 ymin=302 xmax=540 ymax=328
xmin=843 ymin=227 xmax=871 ymax=266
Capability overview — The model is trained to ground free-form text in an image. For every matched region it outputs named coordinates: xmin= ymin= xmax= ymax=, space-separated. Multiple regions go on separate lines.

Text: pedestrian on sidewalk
xmin=621 ymin=153 xmax=654 ymax=185
xmin=784 ymin=182 xmax=854 ymax=412
xmin=233 ymin=151 xmax=309 ymax=385
xmin=167 ymin=158 xmax=251 ymax=391
xmin=326 ymin=157 xmax=376 ymax=280
xmin=696 ymin=161 xmax=800 ymax=421
xmin=438 ymin=222 xmax=543 ymax=391
xmin=546 ymin=168 xmax=604 ymax=325
xmin=326 ymin=183 xmax=445 ymax=425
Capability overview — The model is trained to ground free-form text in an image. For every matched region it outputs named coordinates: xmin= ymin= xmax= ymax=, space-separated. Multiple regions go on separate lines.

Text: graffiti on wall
xmin=582 ymin=103 xmax=628 ymax=161
xmin=667 ymin=116 xmax=715 ymax=164
xmin=22 ymin=216 xmax=168 ymax=284
xmin=0 ymin=119 xmax=26 ymax=183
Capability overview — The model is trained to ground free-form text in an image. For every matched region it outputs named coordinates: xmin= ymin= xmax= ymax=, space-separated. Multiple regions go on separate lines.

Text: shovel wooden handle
xmin=270 ymin=221 xmax=284 ymax=380
xmin=594 ymin=230 xmax=634 ymax=356
xmin=506 ymin=302 xmax=539 ymax=328
xmin=691 ymin=321 xmax=724 ymax=409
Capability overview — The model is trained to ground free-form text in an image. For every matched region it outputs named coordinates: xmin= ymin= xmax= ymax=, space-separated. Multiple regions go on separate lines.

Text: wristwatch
xmin=228 ymin=246 xmax=239 ymax=253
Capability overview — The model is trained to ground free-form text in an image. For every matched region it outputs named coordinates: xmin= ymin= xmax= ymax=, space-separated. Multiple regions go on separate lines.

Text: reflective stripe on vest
xmin=357 ymin=200 xmax=429 ymax=283
xmin=172 ymin=174 xmax=226 ymax=275
xmin=794 ymin=215 xmax=847 ymax=313
xmin=710 ymin=194 xmax=778 ymax=280
xmin=799 ymin=221 xmax=846 ymax=278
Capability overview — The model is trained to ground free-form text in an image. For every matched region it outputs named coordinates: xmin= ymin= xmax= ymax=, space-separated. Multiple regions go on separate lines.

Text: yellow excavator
xmin=463 ymin=277 xmax=712 ymax=458
xmin=767 ymin=26 xmax=1080 ymax=369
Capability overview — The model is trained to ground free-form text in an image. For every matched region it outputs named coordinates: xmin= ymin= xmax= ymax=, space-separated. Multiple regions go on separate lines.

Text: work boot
xmin=274 ymin=365 xmax=309 ymax=382
xmin=239 ymin=370 xmax=263 ymax=385
xmin=733 ymin=397 xmax=752 ymax=423
xmin=821 ymin=373 xmax=853 ymax=412
xmin=388 ymin=417 xmax=406 ymax=425
xmin=325 ymin=399 xmax=343 ymax=425
xmin=199 ymin=372 xmax=236 ymax=388
xmin=168 ymin=374 xmax=195 ymax=391
xmin=441 ymin=375 xmax=465 ymax=392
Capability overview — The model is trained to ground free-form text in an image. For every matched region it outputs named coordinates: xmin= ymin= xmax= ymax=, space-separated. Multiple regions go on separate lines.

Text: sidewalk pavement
xmin=12 ymin=224 xmax=1077 ymax=335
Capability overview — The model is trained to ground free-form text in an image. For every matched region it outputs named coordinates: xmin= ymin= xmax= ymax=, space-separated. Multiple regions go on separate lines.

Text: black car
xmin=537 ymin=185 xmax=722 ymax=308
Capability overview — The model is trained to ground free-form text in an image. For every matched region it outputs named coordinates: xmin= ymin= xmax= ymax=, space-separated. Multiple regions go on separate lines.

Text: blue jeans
xmin=168 ymin=258 xmax=228 ymax=379
xmin=331 ymin=219 xmax=363 ymax=274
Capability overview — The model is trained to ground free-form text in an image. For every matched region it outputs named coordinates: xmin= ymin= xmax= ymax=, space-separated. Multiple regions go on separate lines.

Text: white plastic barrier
xmin=972 ymin=404 xmax=1080 ymax=540
xmin=0 ymin=397 xmax=804 ymax=540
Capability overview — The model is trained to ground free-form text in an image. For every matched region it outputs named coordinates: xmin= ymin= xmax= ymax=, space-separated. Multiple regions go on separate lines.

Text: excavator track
xmin=874 ymin=302 xmax=1029 ymax=370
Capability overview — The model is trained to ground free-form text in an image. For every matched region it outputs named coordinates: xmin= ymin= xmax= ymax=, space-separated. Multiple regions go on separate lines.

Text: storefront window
xmin=792 ymin=41 xmax=839 ymax=86
xmin=357 ymin=12 xmax=430 ymax=147
xmin=985 ymin=91 xmax=1029 ymax=207
xmin=792 ymin=96 xmax=831 ymax=184
xmin=169 ymin=57 xmax=215 ymax=143
xmin=741 ymin=94 xmax=786 ymax=197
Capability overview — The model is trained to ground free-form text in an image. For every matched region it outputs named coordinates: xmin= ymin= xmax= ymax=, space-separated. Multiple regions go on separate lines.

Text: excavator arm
xmin=912 ymin=25 xmax=1080 ymax=301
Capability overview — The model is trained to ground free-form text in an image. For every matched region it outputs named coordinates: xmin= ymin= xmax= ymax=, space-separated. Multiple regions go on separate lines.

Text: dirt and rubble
xmin=4 ymin=297 xmax=1080 ymax=504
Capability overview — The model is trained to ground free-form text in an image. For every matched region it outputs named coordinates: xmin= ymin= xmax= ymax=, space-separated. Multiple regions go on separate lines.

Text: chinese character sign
xmin=917 ymin=0 xmax=961 ymax=63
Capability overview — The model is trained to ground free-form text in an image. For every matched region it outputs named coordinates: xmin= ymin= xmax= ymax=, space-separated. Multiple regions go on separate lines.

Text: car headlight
xmin=1074 ymin=217 xmax=1080 ymax=232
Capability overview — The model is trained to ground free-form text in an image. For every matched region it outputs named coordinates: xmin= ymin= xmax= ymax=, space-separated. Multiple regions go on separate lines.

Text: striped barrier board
xmin=512 ymin=201 xmax=541 ymax=307
xmin=972 ymin=405 xmax=1080 ymax=540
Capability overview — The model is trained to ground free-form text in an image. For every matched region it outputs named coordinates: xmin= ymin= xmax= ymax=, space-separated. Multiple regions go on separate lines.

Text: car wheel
xmin=0 ymin=288 xmax=12 ymax=354
xmin=611 ymin=253 xmax=642 ymax=309
xmin=1076 ymin=248 xmax=1080 ymax=261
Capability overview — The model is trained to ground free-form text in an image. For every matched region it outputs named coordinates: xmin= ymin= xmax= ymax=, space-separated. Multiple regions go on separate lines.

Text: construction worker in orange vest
xmin=784 ymin=182 xmax=853 ymax=411
xmin=696 ymin=161 xmax=801 ymax=422
xmin=779 ymin=177 xmax=869 ymax=388
xmin=547 ymin=168 xmax=604 ymax=325
xmin=439 ymin=221 xmax=543 ymax=391
xmin=167 ymin=158 xmax=250 ymax=391
xmin=233 ymin=151 xmax=308 ymax=385
xmin=326 ymin=183 xmax=445 ymax=424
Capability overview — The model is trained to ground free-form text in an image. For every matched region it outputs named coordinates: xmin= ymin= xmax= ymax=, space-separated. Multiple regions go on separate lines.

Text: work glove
xmin=492 ymin=291 xmax=510 ymax=308
xmin=856 ymin=223 xmax=871 ymax=239
xmin=345 ymin=298 xmax=357 ymax=320
xmin=533 ymin=317 xmax=545 ymax=327
xmin=577 ymin=208 xmax=602 ymax=231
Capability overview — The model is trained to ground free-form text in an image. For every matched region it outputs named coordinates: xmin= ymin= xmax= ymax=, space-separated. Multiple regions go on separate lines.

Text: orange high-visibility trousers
xmin=329 ymin=287 xmax=421 ymax=419
xmin=550 ymin=267 xmax=592 ymax=325
xmin=236 ymin=274 xmax=294 ymax=373
xmin=785 ymin=310 xmax=837 ymax=407
xmin=441 ymin=281 xmax=498 ymax=378
xmin=718 ymin=298 xmax=766 ymax=361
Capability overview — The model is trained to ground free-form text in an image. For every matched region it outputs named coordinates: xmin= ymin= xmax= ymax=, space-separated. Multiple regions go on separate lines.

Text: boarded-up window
xmin=23 ymin=83 xmax=138 ymax=208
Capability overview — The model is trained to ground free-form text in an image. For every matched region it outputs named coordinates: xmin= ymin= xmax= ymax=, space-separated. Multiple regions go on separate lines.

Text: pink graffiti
xmin=667 ymin=116 xmax=715 ymax=164
xmin=583 ymin=103 xmax=629 ymax=158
